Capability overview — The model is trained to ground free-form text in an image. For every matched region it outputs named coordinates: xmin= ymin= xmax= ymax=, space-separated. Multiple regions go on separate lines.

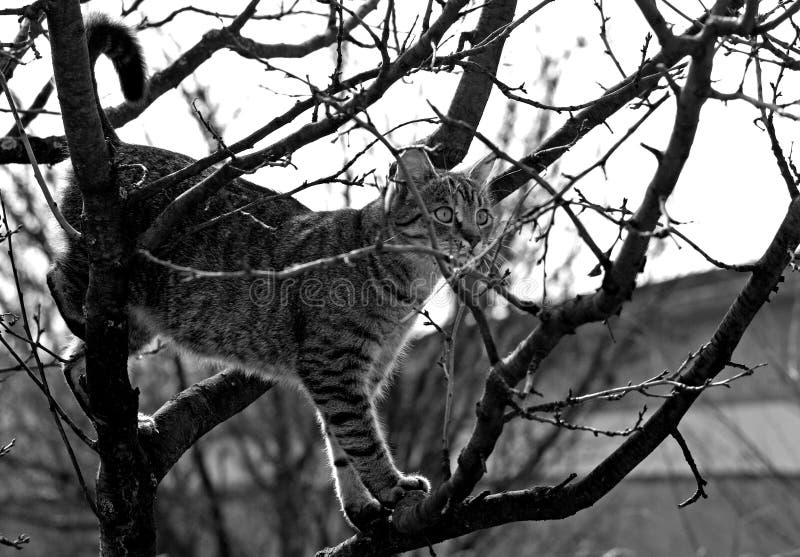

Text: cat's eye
xmin=433 ymin=206 xmax=454 ymax=224
xmin=475 ymin=208 xmax=492 ymax=227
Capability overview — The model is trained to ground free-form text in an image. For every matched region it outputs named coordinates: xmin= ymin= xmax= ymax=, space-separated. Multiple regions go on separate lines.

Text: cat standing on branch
xmin=8 ymin=0 xmax=796 ymax=555
xmin=49 ymin=15 xmax=499 ymax=532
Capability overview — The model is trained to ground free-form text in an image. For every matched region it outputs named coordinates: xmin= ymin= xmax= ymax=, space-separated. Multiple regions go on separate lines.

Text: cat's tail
xmin=84 ymin=14 xmax=147 ymax=140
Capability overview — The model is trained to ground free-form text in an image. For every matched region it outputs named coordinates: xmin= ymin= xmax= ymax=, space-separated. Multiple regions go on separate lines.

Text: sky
xmin=2 ymin=0 xmax=799 ymax=301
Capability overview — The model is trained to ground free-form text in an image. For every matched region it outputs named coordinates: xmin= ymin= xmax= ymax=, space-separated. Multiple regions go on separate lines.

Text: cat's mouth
xmin=450 ymin=243 xmax=479 ymax=261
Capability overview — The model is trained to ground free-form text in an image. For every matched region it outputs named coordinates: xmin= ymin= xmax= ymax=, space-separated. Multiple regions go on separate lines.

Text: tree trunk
xmin=97 ymin=458 xmax=157 ymax=556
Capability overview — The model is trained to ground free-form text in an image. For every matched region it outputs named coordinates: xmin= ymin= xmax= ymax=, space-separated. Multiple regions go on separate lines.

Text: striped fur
xmin=83 ymin=15 xmax=146 ymax=141
xmin=48 ymin=17 xmax=496 ymax=531
xmin=85 ymin=13 xmax=146 ymax=101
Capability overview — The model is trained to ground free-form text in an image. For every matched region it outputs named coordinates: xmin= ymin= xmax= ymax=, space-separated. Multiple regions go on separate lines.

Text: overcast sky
xmin=2 ymin=1 xmax=799 ymax=300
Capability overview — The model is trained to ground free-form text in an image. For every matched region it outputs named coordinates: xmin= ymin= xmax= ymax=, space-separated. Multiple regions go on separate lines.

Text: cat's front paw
xmin=344 ymin=498 xmax=390 ymax=532
xmin=376 ymin=474 xmax=430 ymax=507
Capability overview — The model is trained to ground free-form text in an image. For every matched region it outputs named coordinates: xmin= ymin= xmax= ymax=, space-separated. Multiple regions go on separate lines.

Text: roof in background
xmin=539 ymin=400 xmax=800 ymax=478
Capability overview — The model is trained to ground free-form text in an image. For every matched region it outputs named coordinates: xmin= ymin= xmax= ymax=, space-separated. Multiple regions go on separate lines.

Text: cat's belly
xmin=165 ymin=339 xmax=297 ymax=382
xmin=130 ymin=305 xmax=296 ymax=376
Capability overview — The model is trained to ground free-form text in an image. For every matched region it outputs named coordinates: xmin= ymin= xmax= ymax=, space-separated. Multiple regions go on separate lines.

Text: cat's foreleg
xmin=305 ymin=375 xmax=429 ymax=507
xmin=319 ymin=418 xmax=386 ymax=530
xmin=346 ymin=402 xmax=429 ymax=505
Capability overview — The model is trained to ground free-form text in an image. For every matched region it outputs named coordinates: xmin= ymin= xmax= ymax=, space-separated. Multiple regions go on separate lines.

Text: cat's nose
xmin=462 ymin=227 xmax=480 ymax=248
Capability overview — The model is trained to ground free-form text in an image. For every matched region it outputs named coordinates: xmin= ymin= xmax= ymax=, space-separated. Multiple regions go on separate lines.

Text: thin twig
xmin=0 ymin=438 xmax=14 ymax=457
xmin=0 ymin=70 xmax=79 ymax=240
xmin=672 ymin=428 xmax=708 ymax=508
xmin=518 ymin=405 xmax=647 ymax=438
xmin=515 ymin=362 xmax=763 ymax=416
xmin=0 ymin=533 xmax=30 ymax=550
xmin=440 ymin=303 xmax=463 ymax=481
xmin=595 ymin=0 xmax=626 ymax=77
xmin=139 ymin=242 xmax=454 ymax=282
xmin=0 ymin=195 xmax=98 ymax=517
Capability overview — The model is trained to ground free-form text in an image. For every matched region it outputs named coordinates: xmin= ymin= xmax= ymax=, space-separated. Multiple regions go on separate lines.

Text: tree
xmin=1 ymin=0 xmax=799 ymax=556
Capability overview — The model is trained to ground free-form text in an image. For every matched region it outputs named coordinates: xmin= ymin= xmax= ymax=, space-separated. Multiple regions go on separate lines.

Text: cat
xmin=48 ymin=16 xmax=496 ymax=530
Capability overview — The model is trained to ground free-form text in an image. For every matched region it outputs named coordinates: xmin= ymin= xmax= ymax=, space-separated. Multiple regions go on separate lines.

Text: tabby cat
xmin=49 ymin=16 xmax=496 ymax=529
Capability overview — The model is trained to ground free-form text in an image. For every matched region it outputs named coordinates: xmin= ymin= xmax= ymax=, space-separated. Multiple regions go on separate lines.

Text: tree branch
xmin=142 ymin=369 xmax=274 ymax=481
xmin=0 ymin=0 xmax=380 ymax=166
xmin=423 ymin=0 xmax=521 ymax=168
xmin=107 ymin=0 xmax=377 ymax=129
xmin=46 ymin=1 xmax=155 ymax=553
xmin=138 ymin=0 xmax=473 ymax=253
xmin=323 ymin=7 xmax=722 ymax=548
xmin=0 ymin=71 xmax=79 ymax=239
xmin=487 ymin=0 xmax=736 ymax=202
xmin=0 ymin=134 xmax=68 ymax=164
xmin=320 ymin=162 xmax=800 ymax=557
xmin=224 ymin=0 xmax=379 ymax=60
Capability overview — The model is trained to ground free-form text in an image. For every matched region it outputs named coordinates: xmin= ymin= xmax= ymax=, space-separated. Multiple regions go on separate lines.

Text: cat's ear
xmin=391 ymin=148 xmax=436 ymax=185
xmin=466 ymin=153 xmax=498 ymax=186
xmin=385 ymin=148 xmax=436 ymax=213
xmin=384 ymin=178 xmax=405 ymax=215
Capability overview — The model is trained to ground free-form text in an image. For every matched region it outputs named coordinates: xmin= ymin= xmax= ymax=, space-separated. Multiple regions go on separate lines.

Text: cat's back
xmin=275 ymin=208 xmax=364 ymax=265
xmin=59 ymin=142 xmax=310 ymax=242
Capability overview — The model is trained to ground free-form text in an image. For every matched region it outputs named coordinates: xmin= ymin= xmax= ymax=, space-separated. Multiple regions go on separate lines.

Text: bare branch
xmin=0 ymin=438 xmax=14 ymax=457
xmin=319 ymin=184 xmax=800 ymax=557
xmin=634 ymin=0 xmax=683 ymax=51
xmin=708 ymin=87 xmax=800 ymax=120
xmin=46 ymin=2 xmax=154 ymax=551
xmin=754 ymin=0 xmax=800 ymax=33
xmin=0 ymin=532 xmax=30 ymax=550
xmin=487 ymin=0 xmax=737 ymax=202
xmin=672 ymin=428 xmax=708 ymax=508
xmin=0 ymin=195 xmax=98 ymax=517
xmin=5 ymin=79 xmax=54 ymax=136
xmin=226 ymin=0 xmax=378 ymax=61
xmin=424 ymin=0 xmax=523 ymax=168
xmin=142 ymin=369 xmax=274 ymax=481
xmin=595 ymin=0 xmax=626 ymax=77
xmin=138 ymin=241 xmax=454 ymax=282
xmin=107 ymin=0 xmax=378 ymax=129
xmin=0 ymin=71 xmax=79 ymax=239
xmin=515 ymin=361 xmax=762 ymax=415
xmin=342 ymin=9 xmax=721 ymax=541
xmin=138 ymin=0 xmax=474 ymax=253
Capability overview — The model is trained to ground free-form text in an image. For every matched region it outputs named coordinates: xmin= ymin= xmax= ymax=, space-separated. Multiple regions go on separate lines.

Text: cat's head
xmin=384 ymin=148 xmax=496 ymax=259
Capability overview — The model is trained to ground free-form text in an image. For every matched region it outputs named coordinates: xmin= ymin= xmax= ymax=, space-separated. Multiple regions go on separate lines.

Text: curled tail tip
xmin=84 ymin=12 xmax=147 ymax=102
xmin=118 ymin=56 xmax=148 ymax=102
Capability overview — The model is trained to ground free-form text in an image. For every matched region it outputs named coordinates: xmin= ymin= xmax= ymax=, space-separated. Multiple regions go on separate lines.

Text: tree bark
xmin=424 ymin=0 xmax=518 ymax=168
xmin=46 ymin=2 xmax=154 ymax=555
